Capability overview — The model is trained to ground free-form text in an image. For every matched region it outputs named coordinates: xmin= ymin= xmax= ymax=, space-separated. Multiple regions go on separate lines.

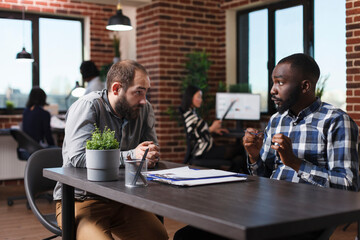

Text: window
xmin=314 ymin=0 xmax=346 ymax=109
xmin=237 ymin=0 xmax=346 ymax=113
xmin=0 ymin=11 xmax=83 ymax=112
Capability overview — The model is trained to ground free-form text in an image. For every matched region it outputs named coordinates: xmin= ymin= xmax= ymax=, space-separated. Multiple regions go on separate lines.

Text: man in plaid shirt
xmin=174 ymin=54 xmax=359 ymax=240
xmin=243 ymin=53 xmax=359 ymax=191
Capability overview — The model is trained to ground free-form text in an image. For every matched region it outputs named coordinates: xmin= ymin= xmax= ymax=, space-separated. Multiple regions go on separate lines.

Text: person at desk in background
xmin=80 ymin=60 xmax=104 ymax=94
xmin=22 ymin=87 xmax=55 ymax=148
xmin=180 ymin=85 xmax=246 ymax=173
xmin=53 ymin=60 xmax=168 ymax=240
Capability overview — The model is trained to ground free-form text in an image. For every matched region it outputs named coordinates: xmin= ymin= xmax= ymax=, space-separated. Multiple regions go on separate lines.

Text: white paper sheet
xmin=146 ymin=166 xmax=247 ymax=186
xmin=146 ymin=166 xmax=237 ymax=179
xmin=151 ymin=176 xmax=247 ymax=186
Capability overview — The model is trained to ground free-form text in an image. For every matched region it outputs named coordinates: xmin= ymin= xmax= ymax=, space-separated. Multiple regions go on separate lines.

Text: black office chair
xmin=8 ymin=129 xmax=45 ymax=207
xmin=24 ymin=148 xmax=62 ymax=240
xmin=178 ymin=107 xmax=233 ymax=170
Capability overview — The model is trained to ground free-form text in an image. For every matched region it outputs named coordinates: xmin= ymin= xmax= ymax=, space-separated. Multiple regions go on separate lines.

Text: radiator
xmin=0 ymin=136 xmax=27 ymax=180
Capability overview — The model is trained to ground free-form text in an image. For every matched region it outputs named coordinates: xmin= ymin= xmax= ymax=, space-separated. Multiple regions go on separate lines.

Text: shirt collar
xmin=286 ymin=98 xmax=322 ymax=122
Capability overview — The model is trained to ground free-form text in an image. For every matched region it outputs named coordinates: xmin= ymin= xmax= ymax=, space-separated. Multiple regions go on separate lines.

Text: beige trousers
xmin=56 ymin=199 xmax=168 ymax=240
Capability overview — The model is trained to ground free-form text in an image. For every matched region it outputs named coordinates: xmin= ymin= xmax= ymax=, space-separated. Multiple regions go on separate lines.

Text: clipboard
xmin=221 ymin=99 xmax=237 ymax=121
xmin=146 ymin=167 xmax=247 ymax=187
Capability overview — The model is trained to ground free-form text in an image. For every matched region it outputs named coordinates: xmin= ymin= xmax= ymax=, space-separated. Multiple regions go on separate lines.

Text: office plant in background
xmin=315 ymin=75 xmax=329 ymax=99
xmin=5 ymin=100 xmax=15 ymax=114
xmin=100 ymin=35 xmax=121 ymax=83
xmin=229 ymin=83 xmax=251 ymax=93
xmin=112 ymin=35 xmax=121 ymax=63
xmin=166 ymin=50 xmax=213 ymax=124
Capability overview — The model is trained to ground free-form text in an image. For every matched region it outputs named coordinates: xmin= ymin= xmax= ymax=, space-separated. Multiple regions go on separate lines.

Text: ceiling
xmin=75 ymin=0 xmax=151 ymax=7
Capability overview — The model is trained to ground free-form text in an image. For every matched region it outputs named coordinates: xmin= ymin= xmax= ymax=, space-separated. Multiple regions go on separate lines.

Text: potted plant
xmin=86 ymin=125 xmax=120 ymax=181
xmin=5 ymin=100 xmax=14 ymax=114
xmin=165 ymin=50 xmax=213 ymax=124
xmin=112 ymin=35 xmax=121 ymax=63
xmin=315 ymin=75 xmax=329 ymax=99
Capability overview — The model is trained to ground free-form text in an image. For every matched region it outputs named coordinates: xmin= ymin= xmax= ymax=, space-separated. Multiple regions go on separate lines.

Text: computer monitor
xmin=216 ymin=93 xmax=261 ymax=120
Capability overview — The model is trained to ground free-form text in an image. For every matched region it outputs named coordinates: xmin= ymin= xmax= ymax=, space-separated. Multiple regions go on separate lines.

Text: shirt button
xmin=293 ymin=122 xmax=297 ymax=126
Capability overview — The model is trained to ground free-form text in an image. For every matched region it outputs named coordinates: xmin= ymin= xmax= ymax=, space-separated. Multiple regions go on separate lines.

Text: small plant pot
xmin=86 ymin=148 xmax=120 ymax=181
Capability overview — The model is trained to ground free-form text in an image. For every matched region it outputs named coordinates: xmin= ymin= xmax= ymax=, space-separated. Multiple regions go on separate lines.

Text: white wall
xmin=119 ymin=6 xmax=137 ymax=61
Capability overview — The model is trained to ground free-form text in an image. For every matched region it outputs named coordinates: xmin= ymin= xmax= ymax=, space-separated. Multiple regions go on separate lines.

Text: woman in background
xmin=22 ymin=87 xmax=55 ymax=147
xmin=180 ymin=85 xmax=246 ymax=172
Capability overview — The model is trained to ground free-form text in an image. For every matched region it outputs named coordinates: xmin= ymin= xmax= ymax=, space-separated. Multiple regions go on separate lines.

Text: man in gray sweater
xmin=53 ymin=60 xmax=168 ymax=240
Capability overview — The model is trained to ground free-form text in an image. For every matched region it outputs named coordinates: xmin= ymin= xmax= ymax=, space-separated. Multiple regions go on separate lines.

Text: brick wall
xmin=136 ymin=0 xmax=360 ymax=163
xmin=346 ymin=0 xmax=360 ymax=126
xmin=0 ymin=115 xmax=22 ymax=129
xmin=136 ymin=0 xmax=226 ymax=162
xmin=1 ymin=0 xmax=358 ymax=164
xmin=0 ymin=0 xmax=116 ymax=67
xmin=136 ymin=0 xmax=272 ymax=163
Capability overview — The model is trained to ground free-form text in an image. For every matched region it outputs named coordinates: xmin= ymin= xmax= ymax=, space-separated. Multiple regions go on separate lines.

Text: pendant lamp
xmin=71 ymin=81 xmax=86 ymax=98
xmin=16 ymin=4 xmax=34 ymax=62
xmin=65 ymin=81 xmax=85 ymax=108
xmin=106 ymin=1 xmax=133 ymax=31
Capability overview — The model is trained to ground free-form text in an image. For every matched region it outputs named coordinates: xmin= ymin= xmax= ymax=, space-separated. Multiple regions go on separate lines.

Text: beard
xmin=272 ymin=86 xmax=301 ymax=114
xmin=114 ymin=95 xmax=142 ymax=119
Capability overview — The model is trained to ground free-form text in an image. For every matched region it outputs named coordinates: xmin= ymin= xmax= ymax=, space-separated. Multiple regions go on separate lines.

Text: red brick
xmin=27 ymin=6 xmax=41 ymax=11
xmin=35 ymin=1 xmax=47 ymax=6
xmin=346 ymin=8 xmax=360 ymax=16
xmin=49 ymin=3 xmax=61 ymax=7
xmin=42 ymin=8 xmax=55 ymax=13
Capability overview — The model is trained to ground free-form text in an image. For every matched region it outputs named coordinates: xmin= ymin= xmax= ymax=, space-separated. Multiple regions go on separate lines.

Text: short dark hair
xmin=26 ymin=87 xmax=47 ymax=108
xmin=80 ymin=60 xmax=99 ymax=79
xmin=278 ymin=53 xmax=320 ymax=83
xmin=106 ymin=60 xmax=148 ymax=91
xmin=181 ymin=85 xmax=201 ymax=111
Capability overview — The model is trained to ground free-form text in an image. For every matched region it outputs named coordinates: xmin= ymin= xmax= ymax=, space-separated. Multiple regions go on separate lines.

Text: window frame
xmin=236 ymin=0 xmax=314 ymax=114
xmin=0 ymin=11 xmax=84 ymax=113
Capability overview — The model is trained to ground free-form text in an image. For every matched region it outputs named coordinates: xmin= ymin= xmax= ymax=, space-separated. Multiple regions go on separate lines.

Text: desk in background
xmin=223 ymin=128 xmax=244 ymax=139
xmin=44 ymin=161 xmax=360 ymax=240
xmin=0 ymin=127 xmax=63 ymax=180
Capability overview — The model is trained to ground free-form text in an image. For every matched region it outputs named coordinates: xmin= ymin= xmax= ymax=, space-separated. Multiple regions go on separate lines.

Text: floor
xmin=0 ymin=184 xmax=186 ymax=240
xmin=0 ymin=184 xmax=358 ymax=240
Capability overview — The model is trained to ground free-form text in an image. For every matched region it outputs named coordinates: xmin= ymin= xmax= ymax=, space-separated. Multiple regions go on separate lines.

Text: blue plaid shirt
xmin=249 ymin=99 xmax=359 ymax=191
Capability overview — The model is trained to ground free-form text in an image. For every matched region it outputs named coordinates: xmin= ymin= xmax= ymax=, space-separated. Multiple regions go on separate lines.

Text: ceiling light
xmin=16 ymin=4 xmax=34 ymax=62
xmin=106 ymin=1 xmax=133 ymax=31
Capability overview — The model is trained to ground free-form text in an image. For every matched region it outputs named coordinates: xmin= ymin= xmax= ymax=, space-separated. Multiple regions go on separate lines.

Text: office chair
xmin=24 ymin=148 xmax=62 ymax=240
xmin=178 ymin=107 xmax=233 ymax=170
xmin=8 ymin=129 xmax=45 ymax=207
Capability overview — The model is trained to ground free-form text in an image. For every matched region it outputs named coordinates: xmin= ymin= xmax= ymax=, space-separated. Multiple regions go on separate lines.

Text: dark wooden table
xmin=44 ymin=161 xmax=360 ymax=240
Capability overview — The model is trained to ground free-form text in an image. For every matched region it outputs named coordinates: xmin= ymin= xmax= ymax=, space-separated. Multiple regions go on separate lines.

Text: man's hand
xmin=242 ymin=128 xmax=264 ymax=163
xmin=209 ymin=120 xmax=229 ymax=135
xmin=134 ymin=141 xmax=160 ymax=168
xmin=271 ymin=134 xmax=302 ymax=172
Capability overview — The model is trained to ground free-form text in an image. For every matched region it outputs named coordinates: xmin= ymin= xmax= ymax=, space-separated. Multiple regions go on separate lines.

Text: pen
xmin=244 ymin=130 xmax=264 ymax=136
xmin=132 ymin=148 xmax=149 ymax=185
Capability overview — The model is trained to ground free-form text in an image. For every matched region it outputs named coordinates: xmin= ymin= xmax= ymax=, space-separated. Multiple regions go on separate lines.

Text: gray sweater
xmin=53 ymin=90 xmax=157 ymax=200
